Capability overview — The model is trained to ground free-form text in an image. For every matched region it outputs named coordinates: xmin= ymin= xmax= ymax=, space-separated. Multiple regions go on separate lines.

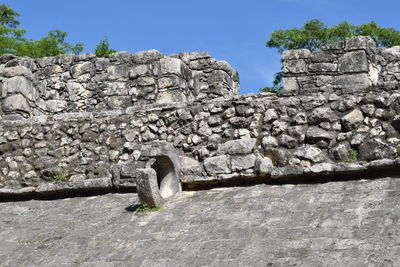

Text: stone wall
xmin=282 ymin=36 xmax=400 ymax=95
xmin=0 ymin=50 xmax=239 ymax=120
xmin=1 ymin=88 xmax=400 ymax=191
xmin=1 ymin=37 xmax=400 ymax=195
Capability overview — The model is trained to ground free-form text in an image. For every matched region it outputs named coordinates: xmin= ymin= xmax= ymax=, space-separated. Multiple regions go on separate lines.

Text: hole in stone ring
xmin=150 ymin=156 xmax=176 ymax=199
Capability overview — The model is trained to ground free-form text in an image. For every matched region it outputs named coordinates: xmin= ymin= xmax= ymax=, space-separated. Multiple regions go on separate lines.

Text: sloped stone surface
xmin=1 ymin=177 xmax=400 ymax=266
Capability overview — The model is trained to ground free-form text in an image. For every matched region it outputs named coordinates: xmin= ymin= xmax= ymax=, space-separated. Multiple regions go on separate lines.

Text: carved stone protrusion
xmin=137 ymin=141 xmax=181 ymax=207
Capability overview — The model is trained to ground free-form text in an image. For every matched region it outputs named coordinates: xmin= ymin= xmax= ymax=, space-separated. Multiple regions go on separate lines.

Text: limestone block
xmin=333 ymin=73 xmax=370 ymax=92
xmin=338 ymin=51 xmax=368 ymax=73
xmin=292 ymin=112 xmax=308 ymax=125
xmin=156 ymin=89 xmax=187 ymax=104
xmin=71 ymin=62 xmax=93 ymax=78
xmin=231 ymin=154 xmax=256 ymax=171
xmin=203 ymin=155 xmax=230 ymax=175
xmin=132 ymin=50 xmax=164 ymax=64
xmin=158 ymin=76 xmax=185 ymax=89
xmin=294 ymin=145 xmax=325 ymax=163
xmin=279 ymin=134 xmax=298 ymax=149
xmin=3 ymin=76 xmax=38 ymax=101
xmin=282 ymin=77 xmax=299 ymax=94
xmin=218 ymin=138 xmax=256 ymax=155
xmin=67 ymin=81 xmax=87 ymax=101
xmin=133 ymin=76 xmax=155 ymax=87
xmin=270 ymin=165 xmax=303 ymax=179
xmin=283 ymin=59 xmax=307 ymax=74
xmin=308 ymin=107 xmax=335 ymax=124
xmin=308 ymin=163 xmax=334 ymax=173
xmin=129 ymin=65 xmax=149 ymax=79
xmin=109 ymin=51 xmax=132 ymax=62
xmin=1 ymin=94 xmax=31 ymax=114
xmin=136 ymin=168 xmax=165 ymax=207
xmin=310 ymin=51 xmax=337 ymax=62
xmin=386 ymin=62 xmax=400 ymax=74
xmin=341 ymin=109 xmax=364 ymax=131
xmin=44 ymin=100 xmax=68 ymax=113
xmin=160 ymin=57 xmax=182 ymax=75
xmin=306 ymin=127 xmax=335 ymax=143
xmin=179 ymin=156 xmax=203 ymax=176
xmin=329 ymin=142 xmax=352 ymax=161
xmin=344 ymin=36 xmax=377 ymax=51
xmin=107 ymin=64 xmax=129 ymax=80
xmin=282 ymin=49 xmax=311 ymax=60
xmin=308 ymin=63 xmax=337 ymax=73
xmin=264 ymin=108 xmax=278 ymax=123
xmin=358 ymin=138 xmax=395 ymax=161
xmin=0 ymin=66 xmax=33 ymax=79
xmin=261 ymin=136 xmax=278 ymax=149
xmin=254 ymin=157 xmax=273 ymax=175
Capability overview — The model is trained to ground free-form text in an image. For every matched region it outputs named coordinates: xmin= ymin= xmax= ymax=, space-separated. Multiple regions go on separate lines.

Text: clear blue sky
xmin=3 ymin=0 xmax=400 ymax=94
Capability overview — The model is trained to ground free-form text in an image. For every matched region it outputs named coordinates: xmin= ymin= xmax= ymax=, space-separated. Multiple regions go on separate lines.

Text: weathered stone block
xmin=218 ymin=138 xmax=256 ymax=155
xmin=341 ymin=109 xmax=364 ymax=131
xmin=2 ymin=94 xmax=31 ymax=114
xmin=329 ymin=142 xmax=352 ymax=161
xmin=294 ymin=145 xmax=325 ymax=163
xmin=204 ymin=155 xmax=230 ymax=175
xmin=160 ymin=57 xmax=182 ymax=75
xmin=338 ymin=51 xmax=368 ymax=73
xmin=254 ymin=157 xmax=273 ymax=175
xmin=44 ymin=100 xmax=68 ymax=113
xmin=333 ymin=73 xmax=370 ymax=92
xmin=71 ymin=62 xmax=93 ymax=78
xmin=132 ymin=49 xmax=164 ymax=64
xmin=358 ymin=139 xmax=395 ymax=161
xmin=283 ymin=59 xmax=307 ymax=74
xmin=345 ymin=36 xmax=376 ymax=51
xmin=308 ymin=63 xmax=337 ymax=73
xmin=310 ymin=51 xmax=337 ymax=62
xmin=231 ymin=154 xmax=256 ymax=171
xmin=0 ymin=66 xmax=33 ymax=79
xmin=4 ymin=76 xmax=38 ymax=101
xmin=282 ymin=49 xmax=311 ymax=60
xmin=306 ymin=127 xmax=335 ymax=143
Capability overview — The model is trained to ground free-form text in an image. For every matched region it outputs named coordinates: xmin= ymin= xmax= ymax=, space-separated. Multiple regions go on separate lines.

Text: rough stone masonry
xmin=1 ymin=36 xmax=400 ymax=197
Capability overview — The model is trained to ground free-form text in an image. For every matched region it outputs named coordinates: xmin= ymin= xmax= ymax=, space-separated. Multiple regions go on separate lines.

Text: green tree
xmin=95 ymin=38 xmax=116 ymax=58
xmin=15 ymin=30 xmax=84 ymax=58
xmin=0 ymin=4 xmax=83 ymax=58
xmin=262 ymin=20 xmax=400 ymax=92
xmin=0 ymin=4 xmax=26 ymax=55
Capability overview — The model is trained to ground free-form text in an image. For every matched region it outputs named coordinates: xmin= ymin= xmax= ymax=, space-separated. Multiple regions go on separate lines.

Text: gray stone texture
xmin=282 ymin=36 xmax=400 ymax=95
xmin=0 ymin=50 xmax=239 ymax=119
xmin=1 ymin=178 xmax=400 ymax=266
xmin=1 ymin=36 xmax=400 ymax=192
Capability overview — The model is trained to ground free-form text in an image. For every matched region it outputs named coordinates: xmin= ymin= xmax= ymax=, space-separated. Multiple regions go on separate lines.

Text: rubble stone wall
xmin=0 ymin=50 xmax=239 ymax=120
xmin=1 ymin=37 xmax=400 ymax=194
xmin=282 ymin=36 xmax=400 ymax=95
xmin=1 ymin=89 xmax=400 ymax=190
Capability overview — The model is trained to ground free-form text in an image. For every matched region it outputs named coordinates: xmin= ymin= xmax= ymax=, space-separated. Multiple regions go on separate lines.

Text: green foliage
xmin=266 ymin=20 xmax=400 ymax=53
xmin=15 ymin=30 xmax=84 ymax=58
xmin=135 ymin=204 xmax=161 ymax=215
xmin=0 ymin=4 xmax=83 ymax=58
xmin=52 ymin=168 xmax=70 ymax=183
xmin=264 ymin=19 xmax=400 ymax=91
xmin=95 ymin=38 xmax=116 ymax=58
xmin=349 ymin=149 xmax=358 ymax=161
xmin=0 ymin=4 xmax=25 ymax=55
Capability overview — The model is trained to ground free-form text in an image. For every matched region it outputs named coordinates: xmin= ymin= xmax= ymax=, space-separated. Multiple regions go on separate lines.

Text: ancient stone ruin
xmin=1 ymin=36 xmax=400 ymax=204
